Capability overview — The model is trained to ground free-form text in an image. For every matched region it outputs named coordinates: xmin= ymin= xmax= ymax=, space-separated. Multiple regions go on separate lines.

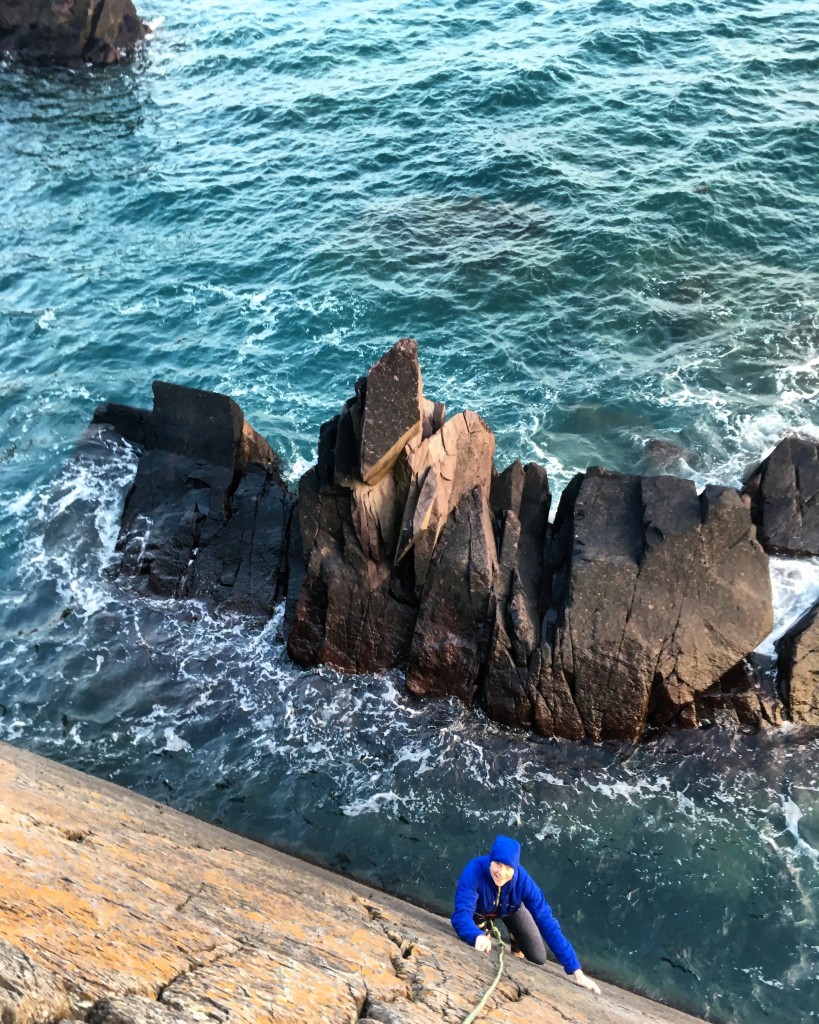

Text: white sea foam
xmin=782 ymin=796 xmax=819 ymax=863
xmin=584 ymin=774 xmax=670 ymax=804
xmin=6 ymin=490 xmax=35 ymax=516
xmin=53 ymin=483 xmax=85 ymax=517
xmin=341 ymin=791 xmax=402 ymax=816
xmin=756 ymin=557 xmax=819 ymax=656
xmin=740 ymin=968 xmax=785 ymax=990
xmin=159 ymin=727 xmax=192 ymax=754
xmin=286 ymin=455 xmax=315 ymax=483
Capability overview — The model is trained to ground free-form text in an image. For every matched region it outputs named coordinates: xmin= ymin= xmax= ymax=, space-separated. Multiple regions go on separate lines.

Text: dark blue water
xmin=2 ymin=3 xmax=819 ymax=1021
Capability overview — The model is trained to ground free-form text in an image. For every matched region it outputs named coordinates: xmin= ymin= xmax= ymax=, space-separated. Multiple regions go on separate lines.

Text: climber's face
xmin=489 ymin=861 xmax=515 ymax=886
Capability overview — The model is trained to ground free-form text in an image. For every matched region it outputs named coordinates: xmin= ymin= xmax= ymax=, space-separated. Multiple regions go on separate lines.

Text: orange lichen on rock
xmin=0 ymin=742 xmax=705 ymax=1024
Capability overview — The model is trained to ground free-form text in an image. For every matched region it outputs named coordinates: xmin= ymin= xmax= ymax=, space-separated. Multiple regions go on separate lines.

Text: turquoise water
xmin=2 ymin=2 xmax=819 ymax=1021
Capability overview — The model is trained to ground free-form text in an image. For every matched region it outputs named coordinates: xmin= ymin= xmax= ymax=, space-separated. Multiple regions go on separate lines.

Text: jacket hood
xmin=489 ymin=835 xmax=521 ymax=870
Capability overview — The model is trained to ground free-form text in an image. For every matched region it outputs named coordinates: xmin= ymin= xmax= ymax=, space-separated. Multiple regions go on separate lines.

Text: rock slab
xmin=0 ymin=741 xmax=707 ymax=1024
xmin=744 ymin=436 xmax=819 ymax=557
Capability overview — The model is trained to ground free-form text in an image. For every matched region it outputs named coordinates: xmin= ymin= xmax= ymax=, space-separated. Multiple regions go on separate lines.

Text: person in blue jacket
xmin=451 ymin=834 xmax=600 ymax=993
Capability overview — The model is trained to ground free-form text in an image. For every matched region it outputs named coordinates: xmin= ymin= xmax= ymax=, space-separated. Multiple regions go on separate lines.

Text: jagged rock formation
xmin=287 ymin=339 xmax=495 ymax=677
xmin=776 ymin=601 xmax=819 ymax=726
xmin=0 ymin=741 xmax=707 ymax=1024
xmin=87 ymin=340 xmax=807 ymax=740
xmin=0 ymin=0 xmax=147 ymax=65
xmin=287 ymin=339 xmax=773 ymax=741
xmin=94 ymin=381 xmax=295 ymax=618
xmin=744 ymin=436 xmax=819 ymax=557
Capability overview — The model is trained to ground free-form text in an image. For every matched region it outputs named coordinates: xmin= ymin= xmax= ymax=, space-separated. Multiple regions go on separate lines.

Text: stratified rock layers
xmin=0 ymin=0 xmax=147 ymax=65
xmin=0 ymin=741 xmax=708 ymax=1024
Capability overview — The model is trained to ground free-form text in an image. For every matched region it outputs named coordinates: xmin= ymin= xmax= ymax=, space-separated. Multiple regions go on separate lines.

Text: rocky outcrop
xmin=743 ymin=436 xmax=819 ymax=557
xmin=0 ymin=741 xmax=707 ymax=1024
xmin=286 ymin=340 xmax=773 ymax=740
xmin=95 ymin=381 xmax=295 ymax=618
xmin=90 ymin=341 xmax=783 ymax=740
xmin=0 ymin=0 xmax=147 ymax=66
xmin=287 ymin=338 xmax=497 ymax=679
xmin=775 ymin=600 xmax=819 ymax=726
xmin=483 ymin=469 xmax=773 ymax=741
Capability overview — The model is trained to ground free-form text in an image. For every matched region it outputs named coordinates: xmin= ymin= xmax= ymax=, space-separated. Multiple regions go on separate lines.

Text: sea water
xmin=1 ymin=2 xmax=818 ymax=1021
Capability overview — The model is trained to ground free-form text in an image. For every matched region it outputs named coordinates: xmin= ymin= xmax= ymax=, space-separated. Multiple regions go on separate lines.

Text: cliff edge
xmin=0 ymin=742 xmax=705 ymax=1024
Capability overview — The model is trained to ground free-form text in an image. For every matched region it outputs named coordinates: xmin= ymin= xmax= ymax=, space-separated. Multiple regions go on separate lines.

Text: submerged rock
xmin=743 ymin=435 xmax=819 ymax=557
xmin=0 ymin=0 xmax=148 ymax=66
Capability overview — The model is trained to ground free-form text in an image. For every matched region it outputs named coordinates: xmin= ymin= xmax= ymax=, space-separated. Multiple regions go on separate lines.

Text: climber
xmin=451 ymin=834 xmax=601 ymax=993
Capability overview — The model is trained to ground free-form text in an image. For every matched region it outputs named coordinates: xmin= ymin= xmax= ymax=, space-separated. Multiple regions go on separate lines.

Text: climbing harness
xmin=462 ymin=920 xmax=505 ymax=1024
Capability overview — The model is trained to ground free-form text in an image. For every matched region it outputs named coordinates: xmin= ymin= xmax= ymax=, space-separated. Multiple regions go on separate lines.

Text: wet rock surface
xmin=0 ymin=0 xmax=147 ymax=66
xmin=0 ymin=741 xmax=707 ymax=1024
xmin=775 ymin=600 xmax=819 ymax=726
xmin=96 ymin=381 xmax=295 ymax=618
xmin=743 ymin=435 xmax=819 ymax=557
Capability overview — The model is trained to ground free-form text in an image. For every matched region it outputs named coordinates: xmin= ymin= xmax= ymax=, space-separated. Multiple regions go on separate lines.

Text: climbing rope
xmin=462 ymin=920 xmax=505 ymax=1024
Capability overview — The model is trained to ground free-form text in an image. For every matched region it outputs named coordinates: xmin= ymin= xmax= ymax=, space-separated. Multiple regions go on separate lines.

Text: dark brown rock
xmin=287 ymin=465 xmax=416 ymax=673
xmin=359 ymin=338 xmax=423 ymax=484
xmin=481 ymin=469 xmax=774 ymax=742
xmin=288 ymin=345 xmax=494 ymax=678
xmin=0 ymin=0 xmax=147 ymax=66
xmin=406 ymin=487 xmax=498 ymax=705
xmin=92 ymin=402 xmax=151 ymax=449
xmin=484 ymin=462 xmax=553 ymax=729
xmin=776 ymin=600 xmax=819 ymax=726
xmin=743 ymin=436 xmax=819 ymax=557
xmin=85 ymin=342 xmax=783 ymax=744
xmin=547 ymin=472 xmax=773 ymax=741
xmin=285 ymin=343 xmax=776 ymax=741
xmin=113 ymin=381 xmax=293 ymax=616
xmin=554 ymin=470 xmax=648 ymax=741
xmin=690 ymin=657 xmax=784 ymax=732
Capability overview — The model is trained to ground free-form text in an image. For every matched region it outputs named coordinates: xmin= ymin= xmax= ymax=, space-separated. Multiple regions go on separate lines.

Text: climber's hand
xmin=572 ymin=969 xmax=601 ymax=994
xmin=474 ymin=934 xmax=492 ymax=953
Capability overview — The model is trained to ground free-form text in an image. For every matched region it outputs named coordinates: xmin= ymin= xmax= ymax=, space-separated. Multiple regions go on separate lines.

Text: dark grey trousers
xmin=501 ymin=905 xmax=547 ymax=964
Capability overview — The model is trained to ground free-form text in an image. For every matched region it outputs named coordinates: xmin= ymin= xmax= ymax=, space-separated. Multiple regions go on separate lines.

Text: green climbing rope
xmin=462 ymin=921 xmax=505 ymax=1024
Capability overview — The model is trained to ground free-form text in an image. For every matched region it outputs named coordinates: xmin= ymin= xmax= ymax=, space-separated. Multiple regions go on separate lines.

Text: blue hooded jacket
xmin=451 ymin=835 xmax=582 ymax=975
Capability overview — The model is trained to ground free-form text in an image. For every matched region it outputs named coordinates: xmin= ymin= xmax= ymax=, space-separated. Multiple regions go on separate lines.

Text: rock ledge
xmin=0 ymin=742 xmax=705 ymax=1024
